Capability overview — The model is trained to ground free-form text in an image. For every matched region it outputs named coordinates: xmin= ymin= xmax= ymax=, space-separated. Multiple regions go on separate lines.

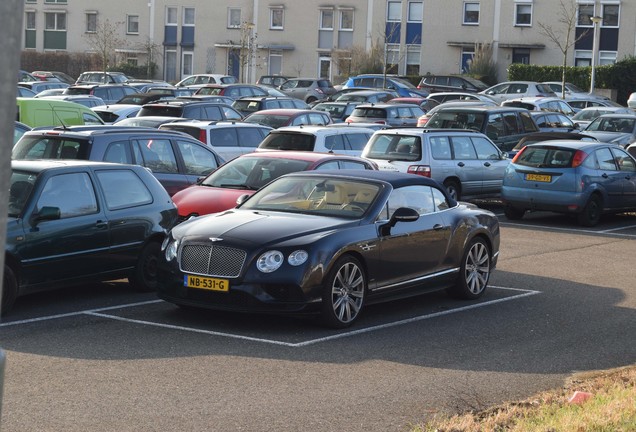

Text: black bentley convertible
xmin=157 ymin=170 xmax=500 ymax=328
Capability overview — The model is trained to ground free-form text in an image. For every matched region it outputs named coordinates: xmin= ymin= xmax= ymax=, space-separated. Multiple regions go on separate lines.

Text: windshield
xmin=514 ymin=146 xmax=580 ymax=168
xmin=586 ymin=117 xmax=635 ymax=133
xmin=364 ymin=134 xmax=422 ymax=161
xmin=9 ymin=170 xmax=37 ymax=217
xmin=241 ymin=176 xmax=381 ymax=218
xmin=195 ymin=87 xmax=223 ymax=96
xmin=258 ymin=132 xmax=316 ymax=151
xmin=202 ymin=157 xmax=311 ymax=190
xmin=245 ymin=114 xmax=292 ymax=129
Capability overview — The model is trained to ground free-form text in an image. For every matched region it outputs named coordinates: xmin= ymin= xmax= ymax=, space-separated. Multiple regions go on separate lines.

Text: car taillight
xmin=417 ymin=117 xmax=429 ymax=127
xmin=407 ymin=165 xmax=431 ymax=177
xmin=511 ymin=147 xmax=526 ymax=163
xmin=571 ymin=149 xmax=588 ymax=167
xmin=375 ymin=120 xmax=387 ymax=124
xmin=198 ymin=129 xmax=207 ymax=143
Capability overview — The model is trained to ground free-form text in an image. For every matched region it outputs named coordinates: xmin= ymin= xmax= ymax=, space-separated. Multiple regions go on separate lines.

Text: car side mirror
xmin=30 ymin=206 xmax=61 ymax=225
xmin=380 ymin=207 xmax=419 ymax=235
xmin=236 ymin=194 xmax=251 ymax=206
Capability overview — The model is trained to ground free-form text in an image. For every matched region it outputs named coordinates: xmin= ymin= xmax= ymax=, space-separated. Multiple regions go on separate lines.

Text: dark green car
xmin=3 ymin=160 xmax=178 ymax=315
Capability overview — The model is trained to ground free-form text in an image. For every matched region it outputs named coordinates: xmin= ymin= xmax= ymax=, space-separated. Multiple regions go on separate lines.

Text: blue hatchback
xmin=501 ymin=141 xmax=636 ymax=226
xmin=342 ymin=74 xmax=428 ymax=98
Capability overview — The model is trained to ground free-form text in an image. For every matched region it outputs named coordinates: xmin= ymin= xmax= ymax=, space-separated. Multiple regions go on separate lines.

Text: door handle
xmin=433 ymin=224 xmax=444 ymax=230
xmin=602 ymin=173 xmax=609 ymax=178
xmin=95 ymin=220 xmax=108 ymax=229
xmin=483 ymin=162 xmax=491 ymax=167
xmin=457 ymin=162 xmax=465 ymax=167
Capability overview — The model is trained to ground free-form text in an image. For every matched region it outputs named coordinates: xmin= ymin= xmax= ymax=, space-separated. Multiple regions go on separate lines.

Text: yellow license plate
xmin=184 ymin=275 xmax=229 ymax=292
xmin=525 ymin=173 xmax=551 ymax=182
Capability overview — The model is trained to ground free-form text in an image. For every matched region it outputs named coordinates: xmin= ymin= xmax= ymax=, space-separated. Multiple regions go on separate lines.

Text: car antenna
xmin=50 ymin=102 xmax=70 ymax=130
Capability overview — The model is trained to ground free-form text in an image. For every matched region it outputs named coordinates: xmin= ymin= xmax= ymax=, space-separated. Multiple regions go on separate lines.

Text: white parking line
xmin=500 ymin=221 xmax=636 ymax=238
xmin=1 ymin=286 xmax=539 ymax=347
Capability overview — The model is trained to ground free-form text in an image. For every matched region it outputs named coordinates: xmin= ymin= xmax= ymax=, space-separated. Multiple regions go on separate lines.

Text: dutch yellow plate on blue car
xmin=525 ymin=173 xmax=551 ymax=182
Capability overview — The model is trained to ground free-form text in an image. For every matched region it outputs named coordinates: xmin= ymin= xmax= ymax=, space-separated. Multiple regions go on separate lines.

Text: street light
xmin=589 ymin=15 xmax=602 ymax=94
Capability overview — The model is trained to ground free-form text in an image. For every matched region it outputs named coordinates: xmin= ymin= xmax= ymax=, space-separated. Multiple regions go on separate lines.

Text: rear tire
xmin=504 ymin=205 xmax=525 ymax=220
xmin=443 ymin=180 xmax=461 ymax=201
xmin=2 ymin=264 xmax=18 ymax=316
xmin=577 ymin=195 xmax=602 ymax=227
xmin=447 ymin=238 xmax=490 ymax=300
xmin=129 ymin=241 xmax=161 ymax=292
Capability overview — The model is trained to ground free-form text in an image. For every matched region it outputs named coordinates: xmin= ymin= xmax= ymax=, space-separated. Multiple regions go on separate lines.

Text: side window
xmin=291 ymin=115 xmax=309 ymax=126
xmin=36 ymin=172 xmax=98 ymax=218
xmin=430 ymin=136 xmax=452 ymax=159
xmin=519 ymin=111 xmax=539 ymax=132
xmin=596 ymin=148 xmax=617 ymax=171
xmin=222 ymin=106 xmax=243 ymax=121
xmin=325 ymin=134 xmax=346 ymax=150
xmin=236 ymin=127 xmax=265 ymax=148
xmin=209 ymin=128 xmax=239 ymax=147
xmin=344 ymin=133 xmax=371 ymax=151
xmin=133 ymin=138 xmax=178 ymax=173
xmin=201 ymin=106 xmax=221 ymax=120
xmin=278 ymin=100 xmax=293 ymax=109
xmin=309 ymin=113 xmax=328 ymax=125
xmin=387 ymin=185 xmax=435 ymax=216
xmin=397 ymin=107 xmax=412 ymax=118
xmin=340 ymin=160 xmax=372 ymax=170
xmin=450 ymin=136 xmax=477 ymax=159
xmin=109 ymin=87 xmax=125 ymax=101
xmin=507 ymin=84 xmax=528 ymax=94
xmin=176 ymin=140 xmax=219 ymax=176
xmin=315 ymin=161 xmax=340 ymax=170
xmin=534 ymin=115 xmax=548 ymax=128
xmin=184 ymin=106 xmax=203 ymax=119
xmin=96 ymin=169 xmax=152 ymax=210
xmin=103 ymin=141 xmax=132 ymax=164
xmin=502 ymin=112 xmax=521 ymax=135
xmin=83 ymin=112 xmax=103 ymax=125
xmin=431 ymin=187 xmax=450 ymax=210
xmin=472 ymin=137 xmax=500 ymax=160
xmin=610 ymin=147 xmax=636 ymax=172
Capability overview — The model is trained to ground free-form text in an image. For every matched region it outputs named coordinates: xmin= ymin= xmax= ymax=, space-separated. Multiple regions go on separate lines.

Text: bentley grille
xmin=180 ymin=244 xmax=247 ymax=278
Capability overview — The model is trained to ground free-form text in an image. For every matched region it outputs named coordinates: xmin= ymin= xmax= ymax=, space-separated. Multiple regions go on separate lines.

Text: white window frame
xmin=320 ymin=9 xmax=334 ymax=30
xmin=183 ymin=7 xmax=195 ymax=26
xmin=85 ymin=12 xmax=97 ymax=33
xmin=25 ymin=11 xmax=36 ymax=30
xmin=339 ymin=8 xmax=354 ymax=31
xmin=270 ymin=7 xmax=284 ymax=30
xmin=182 ymin=51 xmax=194 ymax=76
xmin=228 ymin=8 xmax=241 ymax=28
xmin=387 ymin=1 xmax=402 ymax=22
xmin=599 ymin=50 xmax=617 ymax=65
xmin=463 ymin=2 xmax=480 ymax=25
xmin=126 ymin=14 xmax=139 ymax=35
xmin=406 ymin=45 xmax=421 ymax=75
xmin=574 ymin=49 xmax=592 ymax=66
xmin=45 ymin=12 xmax=66 ymax=31
xmin=407 ymin=2 xmax=423 ymax=23
xmin=576 ymin=1 xmax=595 ymax=27
xmin=166 ymin=7 xmax=178 ymax=26
xmin=514 ymin=2 xmax=533 ymax=27
xmin=601 ymin=3 xmax=619 ymax=28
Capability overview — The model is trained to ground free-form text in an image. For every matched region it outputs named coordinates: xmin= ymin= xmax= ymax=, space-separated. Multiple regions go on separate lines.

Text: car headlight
xmin=256 ymin=250 xmax=284 ymax=273
xmin=161 ymin=235 xmax=171 ymax=251
xmin=165 ymin=239 xmax=179 ymax=262
xmin=288 ymin=250 xmax=308 ymax=266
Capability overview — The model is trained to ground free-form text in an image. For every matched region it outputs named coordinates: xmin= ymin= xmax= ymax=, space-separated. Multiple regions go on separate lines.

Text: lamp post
xmin=589 ymin=15 xmax=602 ymax=94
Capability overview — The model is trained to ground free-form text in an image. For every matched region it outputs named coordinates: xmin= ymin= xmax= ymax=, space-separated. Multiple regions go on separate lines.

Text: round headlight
xmin=165 ymin=239 xmax=179 ymax=261
xmin=288 ymin=250 xmax=308 ymax=266
xmin=256 ymin=250 xmax=284 ymax=273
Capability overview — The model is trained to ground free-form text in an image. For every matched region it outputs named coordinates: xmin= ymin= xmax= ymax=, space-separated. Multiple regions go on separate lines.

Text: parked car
xmin=345 ymin=103 xmax=425 ymax=127
xmin=542 ymin=81 xmax=609 ymax=101
xmin=18 ymin=81 xmax=70 ymax=95
xmin=479 ymin=81 xmax=557 ymax=103
xmin=12 ymin=126 xmax=225 ymax=196
xmin=571 ymin=107 xmax=634 ymax=129
xmin=424 ymin=106 xmax=540 ymax=152
xmin=581 ymin=113 xmax=636 ymax=148
xmin=567 ymin=97 xmax=624 ymax=111
xmin=387 ymin=97 xmax=440 ymax=113
xmin=15 ymin=97 xmax=105 ymax=128
xmin=194 ymin=84 xmax=269 ymax=100
xmin=309 ymin=87 xmax=396 ymax=105
xmin=501 ymin=97 xmax=576 ymax=117
xmin=14 ymin=121 xmax=31 ymax=145
xmin=3 ymin=160 xmax=178 ymax=314
xmin=528 ymin=111 xmax=578 ymax=133
xmin=417 ymin=75 xmax=489 ymax=93
xmin=64 ymin=83 xmax=140 ymax=105
xmin=31 ymin=70 xmax=75 ymax=84
xmin=335 ymin=90 xmax=395 ymax=104
xmin=175 ymin=74 xmax=238 ymax=88
xmin=502 ymin=141 xmax=636 ymax=226
xmin=312 ymin=101 xmax=360 ymax=123
xmin=177 ymin=95 xmax=236 ymax=105
xmin=243 ymin=109 xmax=332 ymax=128
xmin=19 ymin=70 xmax=38 ymax=82
xmin=172 ymin=151 xmax=377 ymax=221
xmin=627 ymin=92 xmax=636 ymax=109
xmin=256 ymin=75 xmax=289 ymax=88
xmin=16 ymin=86 xmax=37 ymax=98
xmin=113 ymin=116 xmax=183 ymax=128
xmin=115 ymin=92 xmax=175 ymax=105
xmin=232 ymin=96 xmax=309 ymax=117
xmin=136 ymin=100 xmax=244 ymax=122
xmin=507 ymin=131 xmax=598 ymax=158
xmin=426 ymin=92 xmax=497 ymax=105
xmin=417 ymin=100 xmax=498 ymax=127
xmin=257 ymin=125 xmax=374 ymax=157
xmin=159 ymin=121 xmax=272 ymax=160
xmin=92 ymin=104 xmax=142 ymax=124
xmin=125 ymin=79 xmax=173 ymax=93
xmin=362 ymin=128 xmax=509 ymax=200
xmin=156 ymin=170 xmax=500 ymax=328
xmin=75 ymin=71 xmax=131 ymax=84
xmin=342 ymin=74 xmax=428 ymax=97
xmin=36 ymin=94 xmax=106 ymax=108
xmin=279 ymin=78 xmax=337 ymax=104
xmin=143 ymin=86 xmax=196 ymax=98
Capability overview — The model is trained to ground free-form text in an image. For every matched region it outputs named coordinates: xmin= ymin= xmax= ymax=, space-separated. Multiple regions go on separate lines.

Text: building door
xmin=512 ymin=48 xmax=530 ymax=64
xmin=228 ymin=48 xmax=240 ymax=81
xmin=269 ymin=50 xmax=282 ymax=75
xmin=461 ymin=48 xmax=475 ymax=73
xmin=319 ymin=56 xmax=331 ymax=79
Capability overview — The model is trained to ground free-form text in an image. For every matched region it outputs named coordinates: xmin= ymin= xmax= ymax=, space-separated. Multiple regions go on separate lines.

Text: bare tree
xmin=538 ymin=0 xmax=589 ymax=98
xmin=83 ymin=18 xmax=127 ymax=72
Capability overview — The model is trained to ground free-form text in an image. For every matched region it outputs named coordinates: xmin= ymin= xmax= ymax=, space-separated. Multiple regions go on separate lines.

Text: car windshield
xmin=364 ymin=134 xmax=422 ymax=161
xmin=240 ymin=176 xmax=381 ymax=218
xmin=8 ymin=170 xmax=37 ymax=217
xmin=514 ymin=146 xmax=579 ymax=168
xmin=258 ymin=132 xmax=316 ymax=151
xmin=245 ymin=114 xmax=293 ymax=129
xmin=586 ymin=117 xmax=635 ymax=132
xmin=426 ymin=111 xmax=486 ymax=130
xmin=202 ymin=157 xmax=312 ymax=190
xmin=195 ymin=87 xmax=223 ymax=96
xmin=233 ymin=100 xmax=261 ymax=114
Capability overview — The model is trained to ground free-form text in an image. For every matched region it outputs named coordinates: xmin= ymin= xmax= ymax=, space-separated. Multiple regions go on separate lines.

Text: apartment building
xmin=22 ymin=0 xmax=635 ymax=83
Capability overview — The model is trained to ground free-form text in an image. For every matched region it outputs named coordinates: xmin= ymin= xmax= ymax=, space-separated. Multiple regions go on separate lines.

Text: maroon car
xmin=242 ymin=109 xmax=333 ymax=128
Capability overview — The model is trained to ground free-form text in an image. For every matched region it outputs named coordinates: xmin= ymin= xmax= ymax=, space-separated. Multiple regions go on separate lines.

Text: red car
xmin=172 ymin=151 xmax=377 ymax=221
xmin=242 ymin=109 xmax=333 ymax=128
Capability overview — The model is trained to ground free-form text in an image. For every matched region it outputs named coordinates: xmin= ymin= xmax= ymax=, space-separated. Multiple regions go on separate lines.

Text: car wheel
xmin=577 ymin=195 xmax=602 ymax=227
xmin=129 ymin=241 xmax=161 ymax=292
xmin=443 ymin=180 xmax=461 ymax=201
xmin=320 ymin=255 xmax=366 ymax=328
xmin=306 ymin=96 xmax=317 ymax=104
xmin=504 ymin=205 xmax=525 ymax=220
xmin=2 ymin=264 xmax=18 ymax=315
xmin=447 ymin=238 xmax=490 ymax=300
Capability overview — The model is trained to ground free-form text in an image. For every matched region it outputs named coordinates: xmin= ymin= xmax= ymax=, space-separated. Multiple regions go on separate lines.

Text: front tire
xmin=320 ymin=256 xmax=366 ymax=328
xmin=129 ymin=241 xmax=161 ymax=292
xmin=577 ymin=195 xmax=602 ymax=227
xmin=2 ymin=264 xmax=18 ymax=316
xmin=447 ymin=238 xmax=491 ymax=299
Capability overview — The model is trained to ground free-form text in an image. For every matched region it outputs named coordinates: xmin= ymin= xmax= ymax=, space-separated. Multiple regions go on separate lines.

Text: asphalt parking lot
xmin=1 ymin=205 xmax=635 ymax=432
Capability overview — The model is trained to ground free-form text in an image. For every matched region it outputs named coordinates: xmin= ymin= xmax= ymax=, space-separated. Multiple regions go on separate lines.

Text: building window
xmin=183 ymin=7 xmax=195 ymax=26
xmin=408 ymin=2 xmax=423 ymax=22
xmin=86 ymin=12 xmax=97 ymax=33
xmin=599 ymin=51 xmax=617 ymax=65
xmin=166 ymin=7 xmax=177 ymax=25
xmin=45 ymin=12 xmax=66 ymax=30
xmin=127 ymin=15 xmax=139 ymax=34
xmin=26 ymin=0 xmax=36 ymax=3
xmin=269 ymin=50 xmax=283 ymax=75
xmin=270 ymin=7 xmax=283 ymax=30
xmin=406 ymin=45 xmax=420 ymax=75
xmin=463 ymin=2 xmax=480 ymax=25
xmin=515 ymin=3 xmax=532 ymax=26
xmin=320 ymin=9 xmax=334 ymax=30
xmin=44 ymin=0 xmax=67 ymax=3
xmin=228 ymin=8 xmax=241 ymax=28
xmin=340 ymin=9 xmax=353 ymax=31
xmin=26 ymin=11 xmax=36 ymax=30
xmin=182 ymin=51 xmax=193 ymax=76
xmin=577 ymin=3 xmax=594 ymax=27
xmin=386 ymin=44 xmax=400 ymax=74
xmin=387 ymin=1 xmax=402 ymax=21
xmin=602 ymin=4 xmax=619 ymax=27
xmin=574 ymin=49 xmax=592 ymax=66
xmin=165 ymin=49 xmax=177 ymax=82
